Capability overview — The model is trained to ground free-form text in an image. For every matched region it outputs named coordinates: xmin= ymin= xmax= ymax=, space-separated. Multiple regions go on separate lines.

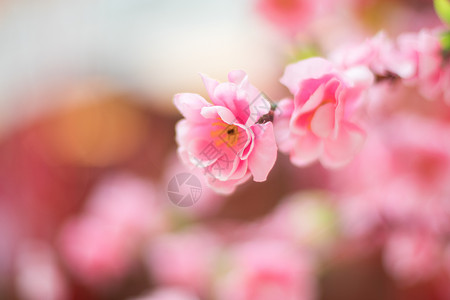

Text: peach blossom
xmin=174 ymin=70 xmax=277 ymax=194
xmin=277 ymin=57 xmax=373 ymax=168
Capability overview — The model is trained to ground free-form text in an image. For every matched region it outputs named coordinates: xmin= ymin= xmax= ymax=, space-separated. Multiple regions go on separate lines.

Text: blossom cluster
xmin=171 ymin=2 xmax=450 ymax=291
xmin=174 ymin=28 xmax=450 ymax=195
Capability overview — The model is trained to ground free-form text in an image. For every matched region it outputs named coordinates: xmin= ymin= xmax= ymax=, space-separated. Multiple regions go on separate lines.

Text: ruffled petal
xmin=290 ymin=131 xmax=322 ymax=166
xmin=310 ymin=102 xmax=335 ymax=138
xmin=280 ymin=57 xmax=335 ymax=95
xmin=248 ymin=123 xmax=278 ymax=182
xmin=173 ymin=93 xmax=211 ymax=122
xmin=201 ymin=106 xmax=236 ymax=124
xmin=200 ymin=73 xmax=219 ymax=101
xmin=321 ymin=121 xmax=366 ymax=168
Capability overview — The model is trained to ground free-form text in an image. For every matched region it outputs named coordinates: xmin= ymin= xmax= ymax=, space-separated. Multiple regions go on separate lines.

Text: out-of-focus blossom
xmin=128 ymin=287 xmax=200 ymax=300
xmin=383 ymin=231 xmax=441 ymax=283
xmin=277 ymin=57 xmax=373 ymax=168
xmin=335 ymin=114 xmax=450 ymax=227
xmin=15 ymin=241 xmax=67 ymax=300
xmin=174 ymin=70 xmax=277 ymax=194
xmin=256 ymin=191 xmax=338 ymax=251
xmin=145 ymin=228 xmax=220 ymax=296
xmin=330 ymin=32 xmax=414 ymax=78
xmin=255 ymin=0 xmax=331 ymax=37
xmin=332 ymin=114 xmax=450 ymax=282
xmin=397 ymin=29 xmax=450 ymax=103
xmin=58 ymin=173 xmax=164 ymax=285
xmin=216 ymin=239 xmax=316 ymax=300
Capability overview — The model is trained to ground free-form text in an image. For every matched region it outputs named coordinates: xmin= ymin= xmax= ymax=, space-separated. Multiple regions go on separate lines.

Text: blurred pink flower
xmin=59 ymin=215 xmax=132 ymax=285
xmin=330 ymin=32 xmax=414 ymax=78
xmin=255 ymin=191 xmax=337 ymax=251
xmin=397 ymin=29 xmax=450 ymax=103
xmin=145 ymin=228 xmax=219 ymax=296
xmin=277 ymin=57 xmax=373 ymax=168
xmin=15 ymin=241 xmax=67 ymax=300
xmin=58 ymin=173 xmax=164 ymax=285
xmin=383 ymin=231 xmax=441 ymax=283
xmin=129 ymin=288 xmax=199 ymax=300
xmin=217 ymin=239 xmax=316 ymax=300
xmin=333 ymin=114 xmax=450 ymax=237
xmin=174 ymin=70 xmax=278 ymax=194
xmin=255 ymin=0 xmax=331 ymax=36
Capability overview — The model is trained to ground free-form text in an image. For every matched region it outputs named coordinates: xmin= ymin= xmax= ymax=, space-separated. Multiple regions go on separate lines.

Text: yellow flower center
xmin=210 ymin=121 xmax=240 ymax=148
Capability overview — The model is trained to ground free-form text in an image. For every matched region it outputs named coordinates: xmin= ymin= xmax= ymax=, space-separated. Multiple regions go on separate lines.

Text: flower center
xmin=210 ymin=121 xmax=240 ymax=148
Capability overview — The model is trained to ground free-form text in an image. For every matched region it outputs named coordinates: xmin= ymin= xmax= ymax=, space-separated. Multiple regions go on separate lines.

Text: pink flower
xmin=217 ymin=239 xmax=316 ymax=300
xmin=58 ymin=173 xmax=164 ymax=285
xmin=145 ymin=228 xmax=219 ymax=296
xmin=174 ymin=70 xmax=278 ymax=194
xmin=333 ymin=115 xmax=450 ymax=238
xmin=383 ymin=230 xmax=441 ymax=283
xmin=15 ymin=241 xmax=67 ymax=300
xmin=255 ymin=0 xmax=331 ymax=36
xmin=330 ymin=32 xmax=414 ymax=78
xmin=276 ymin=57 xmax=373 ymax=168
xmin=255 ymin=191 xmax=337 ymax=250
xmin=397 ymin=29 xmax=449 ymax=102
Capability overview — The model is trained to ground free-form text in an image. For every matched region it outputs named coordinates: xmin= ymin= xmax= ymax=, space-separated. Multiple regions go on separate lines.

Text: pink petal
xmin=297 ymin=81 xmax=326 ymax=114
xmin=209 ymin=152 xmax=240 ymax=181
xmin=342 ymin=66 xmax=374 ymax=91
xmin=290 ymin=110 xmax=313 ymax=135
xmin=213 ymin=82 xmax=238 ymax=109
xmin=175 ymin=120 xmax=211 ymax=148
xmin=235 ymin=124 xmax=254 ymax=160
xmin=273 ymin=113 xmax=294 ymax=154
xmin=310 ymin=103 xmax=335 ymax=138
xmin=248 ymin=123 xmax=278 ymax=182
xmin=280 ymin=57 xmax=334 ymax=95
xmin=321 ymin=121 xmax=366 ymax=168
xmin=273 ymin=99 xmax=294 ymax=149
xmin=200 ymin=73 xmax=219 ymax=101
xmin=228 ymin=70 xmax=247 ymax=85
xmin=206 ymin=171 xmax=252 ymax=195
xmin=187 ymin=139 xmax=220 ymax=167
xmin=228 ymin=159 xmax=249 ymax=181
xmin=201 ymin=106 xmax=236 ymax=124
xmin=173 ymin=93 xmax=211 ymax=122
xmin=290 ymin=131 xmax=321 ymax=166
xmin=245 ymin=94 xmax=271 ymax=127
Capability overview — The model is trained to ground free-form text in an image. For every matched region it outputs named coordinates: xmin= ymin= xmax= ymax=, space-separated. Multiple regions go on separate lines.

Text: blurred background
xmin=0 ymin=0 xmax=447 ymax=299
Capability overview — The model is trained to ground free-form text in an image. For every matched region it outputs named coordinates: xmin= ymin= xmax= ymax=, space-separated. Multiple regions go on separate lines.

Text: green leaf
xmin=442 ymin=32 xmax=450 ymax=49
xmin=434 ymin=0 xmax=450 ymax=26
xmin=441 ymin=32 xmax=450 ymax=58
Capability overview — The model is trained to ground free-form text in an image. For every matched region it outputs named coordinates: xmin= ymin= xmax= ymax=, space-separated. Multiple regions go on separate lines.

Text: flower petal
xmin=280 ymin=57 xmax=335 ymax=95
xmin=206 ymin=171 xmax=252 ymax=195
xmin=310 ymin=102 xmax=335 ymax=138
xmin=321 ymin=121 xmax=366 ymax=168
xmin=248 ymin=123 xmax=278 ymax=182
xmin=173 ymin=93 xmax=211 ymax=122
xmin=213 ymin=82 xmax=238 ymax=109
xmin=228 ymin=70 xmax=247 ymax=85
xmin=201 ymin=106 xmax=236 ymax=124
xmin=200 ymin=73 xmax=219 ymax=101
xmin=290 ymin=131 xmax=322 ymax=166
